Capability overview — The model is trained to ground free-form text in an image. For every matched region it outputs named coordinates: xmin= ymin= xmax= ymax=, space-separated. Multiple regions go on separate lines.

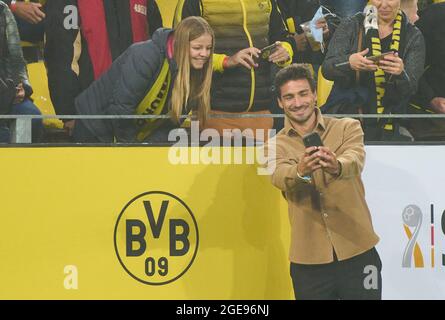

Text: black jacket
xmin=322 ymin=12 xmax=425 ymax=114
xmin=176 ymin=0 xmax=296 ymax=113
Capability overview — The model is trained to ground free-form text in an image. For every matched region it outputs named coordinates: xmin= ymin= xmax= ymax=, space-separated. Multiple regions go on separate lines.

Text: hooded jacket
xmin=322 ymin=12 xmax=425 ymax=115
xmin=75 ymin=28 xmax=177 ymax=143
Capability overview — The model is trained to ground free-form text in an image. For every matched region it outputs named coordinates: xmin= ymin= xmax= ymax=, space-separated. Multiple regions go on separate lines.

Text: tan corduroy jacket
xmin=267 ymin=109 xmax=379 ymax=264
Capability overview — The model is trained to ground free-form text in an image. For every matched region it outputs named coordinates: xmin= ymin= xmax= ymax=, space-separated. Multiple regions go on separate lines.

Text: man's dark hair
xmin=275 ymin=64 xmax=316 ymax=97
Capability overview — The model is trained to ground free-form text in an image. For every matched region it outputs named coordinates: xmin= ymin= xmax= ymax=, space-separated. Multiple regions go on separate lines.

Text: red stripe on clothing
xmin=129 ymin=0 xmax=149 ymax=43
xmin=78 ymin=0 xmax=113 ymax=80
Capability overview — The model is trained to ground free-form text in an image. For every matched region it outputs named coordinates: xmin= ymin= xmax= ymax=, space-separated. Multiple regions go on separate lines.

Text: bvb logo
xmin=114 ymin=191 xmax=199 ymax=285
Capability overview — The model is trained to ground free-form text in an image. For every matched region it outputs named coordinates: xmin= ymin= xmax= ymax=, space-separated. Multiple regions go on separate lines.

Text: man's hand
xmin=430 ymin=97 xmax=445 ymax=114
xmin=13 ymin=83 xmax=25 ymax=104
xmin=316 ymin=146 xmax=340 ymax=176
xmin=297 ymin=146 xmax=322 ymax=177
xmin=13 ymin=1 xmax=46 ymax=24
xmin=225 ymin=47 xmax=260 ymax=70
xmin=268 ymin=41 xmax=290 ymax=64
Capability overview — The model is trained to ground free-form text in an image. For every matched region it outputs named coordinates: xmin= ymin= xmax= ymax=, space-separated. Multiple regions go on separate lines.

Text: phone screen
xmin=367 ymin=51 xmax=394 ymax=62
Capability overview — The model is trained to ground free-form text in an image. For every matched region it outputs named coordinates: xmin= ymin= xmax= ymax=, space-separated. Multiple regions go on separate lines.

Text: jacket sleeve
xmin=44 ymin=0 xmax=81 ymax=117
xmin=321 ymin=17 xmax=357 ymax=84
xmin=4 ymin=4 xmax=29 ymax=87
xmin=276 ymin=0 xmax=303 ymax=34
xmin=269 ymin=0 xmax=295 ymax=67
xmin=147 ymin=0 xmax=163 ymax=37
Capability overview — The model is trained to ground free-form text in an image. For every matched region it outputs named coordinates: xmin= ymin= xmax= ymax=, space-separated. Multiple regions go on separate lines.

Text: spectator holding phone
xmin=174 ymin=0 xmax=296 ymax=141
xmin=322 ymin=0 xmax=425 ymax=141
xmin=0 ymin=1 xmax=43 ymax=142
xmin=265 ymin=64 xmax=381 ymax=300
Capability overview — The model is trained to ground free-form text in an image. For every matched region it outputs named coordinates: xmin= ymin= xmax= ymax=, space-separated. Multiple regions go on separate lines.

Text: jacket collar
xmin=283 ymin=108 xmax=326 ymax=137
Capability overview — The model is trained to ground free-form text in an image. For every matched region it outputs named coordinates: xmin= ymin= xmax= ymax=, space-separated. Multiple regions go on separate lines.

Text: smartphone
xmin=303 ymin=132 xmax=323 ymax=154
xmin=367 ymin=51 xmax=394 ymax=63
xmin=260 ymin=43 xmax=278 ymax=60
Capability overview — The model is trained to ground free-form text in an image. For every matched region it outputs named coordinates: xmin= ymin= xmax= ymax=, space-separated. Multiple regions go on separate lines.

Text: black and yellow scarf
xmin=364 ymin=6 xmax=406 ymax=132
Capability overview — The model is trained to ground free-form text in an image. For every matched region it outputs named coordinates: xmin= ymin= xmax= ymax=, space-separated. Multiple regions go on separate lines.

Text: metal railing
xmin=2 ymin=113 xmax=445 ymax=144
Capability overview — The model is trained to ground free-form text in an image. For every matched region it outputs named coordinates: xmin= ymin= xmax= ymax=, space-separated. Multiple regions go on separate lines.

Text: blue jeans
xmin=321 ymin=0 xmax=367 ymax=18
xmin=0 ymin=99 xmax=44 ymax=143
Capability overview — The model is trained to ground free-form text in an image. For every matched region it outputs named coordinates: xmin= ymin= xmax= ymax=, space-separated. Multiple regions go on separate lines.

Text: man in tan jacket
xmin=267 ymin=64 xmax=381 ymax=300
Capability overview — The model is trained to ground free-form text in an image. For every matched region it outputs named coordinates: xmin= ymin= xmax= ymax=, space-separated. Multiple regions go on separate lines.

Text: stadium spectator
xmin=44 ymin=0 xmax=163 ymax=137
xmin=174 ymin=0 xmax=296 ymax=141
xmin=320 ymin=0 xmax=368 ymax=18
xmin=72 ymin=17 xmax=214 ymax=143
xmin=0 ymin=1 xmax=43 ymax=143
xmin=322 ymin=0 xmax=425 ymax=141
xmin=277 ymin=0 xmax=329 ymax=66
xmin=408 ymin=1 xmax=445 ymax=140
xmin=266 ymin=64 xmax=381 ymax=300
xmin=400 ymin=0 xmax=419 ymax=23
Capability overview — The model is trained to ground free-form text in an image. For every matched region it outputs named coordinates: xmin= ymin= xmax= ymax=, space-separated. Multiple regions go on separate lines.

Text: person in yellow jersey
xmin=174 ymin=0 xmax=297 ymax=142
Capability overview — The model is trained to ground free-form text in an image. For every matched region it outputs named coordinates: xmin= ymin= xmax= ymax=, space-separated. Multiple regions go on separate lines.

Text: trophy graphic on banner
xmin=402 ymin=205 xmax=425 ymax=268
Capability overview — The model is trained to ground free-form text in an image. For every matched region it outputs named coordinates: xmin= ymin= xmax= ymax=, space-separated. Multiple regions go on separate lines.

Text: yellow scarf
xmin=370 ymin=11 xmax=403 ymax=131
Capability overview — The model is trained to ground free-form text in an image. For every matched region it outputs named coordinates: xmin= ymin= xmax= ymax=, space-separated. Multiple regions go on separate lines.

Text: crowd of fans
xmin=0 ymin=0 xmax=444 ymax=143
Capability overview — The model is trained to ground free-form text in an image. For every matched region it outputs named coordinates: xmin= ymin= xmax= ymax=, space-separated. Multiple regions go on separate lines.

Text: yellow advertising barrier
xmin=0 ymin=147 xmax=293 ymax=300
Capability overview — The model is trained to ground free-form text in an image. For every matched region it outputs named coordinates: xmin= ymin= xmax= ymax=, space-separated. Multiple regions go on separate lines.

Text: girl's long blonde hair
xmin=170 ymin=16 xmax=214 ymax=125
